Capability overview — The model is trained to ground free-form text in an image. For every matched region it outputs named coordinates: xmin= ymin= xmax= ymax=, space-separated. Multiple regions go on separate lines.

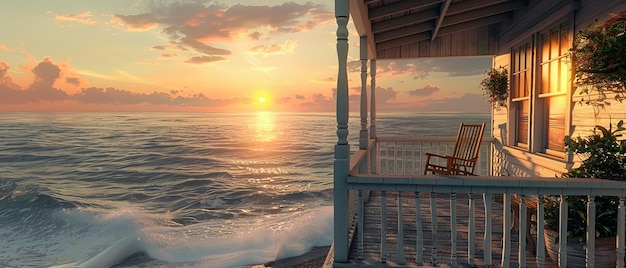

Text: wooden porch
xmin=345 ymin=191 xmax=558 ymax=267
xmin=331 ymin=1 xmax=626 ymax=267
xmin=329 ymin=137 xmax=626 ymax=267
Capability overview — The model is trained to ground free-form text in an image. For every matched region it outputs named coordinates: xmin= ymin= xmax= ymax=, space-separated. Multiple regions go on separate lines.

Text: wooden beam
xmin=441 ymin=1 xmax=525 ymax=27
xmin=375 ymin=21 xmax=434 ymax=43
xmin=349 ymin=0 xmax=377 ymax=58
xmin=499 ymin=0 xmax=579 ymax=47
xmin=447 ymin=0 xmax=515 ymax=15
xmin=371 ymin=8 xmax=438 ymax=33
xmin=431 ymin=0 xmax=452 ymax=41
xmin=368 ymin=0 xmax=443 ymax=20
xmin=438 ymin=13 xmax=511 ymax=36
xmin=376 ymin=32 xmax=431 ymax=51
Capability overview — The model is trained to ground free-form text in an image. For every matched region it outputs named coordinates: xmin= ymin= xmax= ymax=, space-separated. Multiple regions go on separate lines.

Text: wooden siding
xmin=376 ymin=26 xmax=498 ymax=59
xmin=491 ymin=0 xmax=626 ymax=176
xmin=570 ymin=0 xmax=626 ymax=148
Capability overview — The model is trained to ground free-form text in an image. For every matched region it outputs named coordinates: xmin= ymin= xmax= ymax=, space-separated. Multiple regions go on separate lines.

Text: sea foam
xmin=53 ymin=206 xmax=333 ymax=268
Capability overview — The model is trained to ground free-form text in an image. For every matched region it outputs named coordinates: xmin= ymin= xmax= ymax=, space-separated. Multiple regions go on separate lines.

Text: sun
xmin=258 ymin=97 xmax=266 ymax=103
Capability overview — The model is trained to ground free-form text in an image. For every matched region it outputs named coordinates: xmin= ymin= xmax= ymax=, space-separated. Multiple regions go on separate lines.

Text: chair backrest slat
xmin=452 ymin=122 xmax=485 ymax=161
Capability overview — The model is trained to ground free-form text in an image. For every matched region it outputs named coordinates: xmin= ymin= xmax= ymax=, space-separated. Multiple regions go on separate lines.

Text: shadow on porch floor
xmin=342 ymin=191 xmax=558 ymax=268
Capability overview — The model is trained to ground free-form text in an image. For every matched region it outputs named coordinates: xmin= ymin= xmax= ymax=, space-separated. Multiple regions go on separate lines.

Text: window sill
xmin=500 ymin=146 xmax=570 ymax=177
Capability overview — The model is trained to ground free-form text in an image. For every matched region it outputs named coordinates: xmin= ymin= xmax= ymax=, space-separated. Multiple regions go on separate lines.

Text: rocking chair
xmin=424 ymin=122 xmax=486 ymax=175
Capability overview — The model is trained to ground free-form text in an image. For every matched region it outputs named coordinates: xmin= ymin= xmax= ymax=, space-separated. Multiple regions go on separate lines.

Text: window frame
xmin=507 ymin=19 xmax=573 ymax=160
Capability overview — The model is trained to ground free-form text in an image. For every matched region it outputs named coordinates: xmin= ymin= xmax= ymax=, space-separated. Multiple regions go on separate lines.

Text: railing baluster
xmin=419 ymin=142 xmax=424 ymax=175
xmin=393 ymin=142 xmax=397 ymax=175
xmin=415 ymin=192 xmax=423 ymax=265
xmin=617 ymin=197 xmax=625 ymax=268
xmin=468 ymin=193 xmax=475 ymax=267
xmin=358 ymin=190 xmax=364 ymax=260
xmin=559 ymin=195 xmax=568 ymax=268
xmin=519 ymin=195 xmax=527 ymax=268
xmin=397 ymin=194 xmax=405 ymax=264
xmin=587 ymin=195 xmax=595 ymax=268
xmin=502 ymin=193 xmax=511 ymax=266
xmin=385 ymin=142 xmax=391 ymax=174
xmin=381 ymin=191 xmax=387 ymax=263
xmin=537 ymin=195 xmax=545 ymax=267
xmin=484 ymin=193 xmax=493 ymax=267
xmin=401 ymin=142 xmax=405 ymax=175
xmin=431 ymin=192 xmax=438 ymax=265
xmin=410 ymin=142 xmax=414 ymax=175
xmin=450 ymin=193 xmax=458 ymax=267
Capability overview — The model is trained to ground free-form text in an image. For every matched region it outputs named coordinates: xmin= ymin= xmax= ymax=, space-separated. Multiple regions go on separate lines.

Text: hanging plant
xmin=572 ymin=10 xmax=626 ymax=108
xmin=480 ymin=67 xmax=508 ymax=108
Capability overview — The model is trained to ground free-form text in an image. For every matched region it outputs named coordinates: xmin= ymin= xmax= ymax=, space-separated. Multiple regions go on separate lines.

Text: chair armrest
xmin=425 ymin=152 xmax=446 ymax=158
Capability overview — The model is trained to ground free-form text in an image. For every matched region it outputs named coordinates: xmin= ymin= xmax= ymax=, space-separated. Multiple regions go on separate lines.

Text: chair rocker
xmin=424 ymin=122 xmax=486 ymax=175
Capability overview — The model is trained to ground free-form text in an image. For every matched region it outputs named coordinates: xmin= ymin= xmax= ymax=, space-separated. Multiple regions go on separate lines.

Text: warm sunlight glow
xmin=253 ymin=111 xmax=277 ymax=142
xmin=259 ymin=97 xmax=266 ymax=103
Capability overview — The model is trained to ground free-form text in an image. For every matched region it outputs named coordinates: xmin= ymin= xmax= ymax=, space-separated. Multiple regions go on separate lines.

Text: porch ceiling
xmin=349 ymin=0 xmax=528 ymax=59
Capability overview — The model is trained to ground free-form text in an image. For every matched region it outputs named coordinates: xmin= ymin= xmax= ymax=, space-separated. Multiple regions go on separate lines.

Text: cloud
xmin=0 ymin=44 xmax=14 ymax=52
xmin=247 ymin=40 xmax=297 ymax=56
xmin=31 ymin=58 xmax=61 ymax=87
xmin=152 ymin=45 xmax=189 ymax=51
xmin=113 ymin=1 xmax=332 ymax=63
xmin=66 ymin=77 xmax=81 ymax=86
xmin=375 ymin=86 xmax=398 ymax=104
xmin=185 ymin=55 xmax=227 ymax=64
xmin=423 ymin=93 xmax=490 ymax=112
xmin=113 ymin=13 xmax=158 ymax=31
xmin=295 ymin=94 xmax=305 ymax=100
xmin=55 ymin=11 xmax=97 ymax=25
xmin=160 ymin=53 xmax=178 ymax=58
xmin=0 ymin=58 xmax=242 ymax=108
xmin=0 ymin=62 xmax=8 ymax=78
xmin=352 ymin=58 xmax=492 ymax=79
xmin=408 ymin=83 xmax=440 ymax=97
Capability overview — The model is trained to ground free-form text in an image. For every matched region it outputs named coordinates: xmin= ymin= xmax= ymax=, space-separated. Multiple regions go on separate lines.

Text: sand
xmin=247 ymin=246 xmax=331 ymax=268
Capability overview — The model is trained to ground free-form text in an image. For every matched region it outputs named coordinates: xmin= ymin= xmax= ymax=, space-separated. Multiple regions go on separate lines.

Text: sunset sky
xmin=0 ymin=0 xmax=492 ymax=113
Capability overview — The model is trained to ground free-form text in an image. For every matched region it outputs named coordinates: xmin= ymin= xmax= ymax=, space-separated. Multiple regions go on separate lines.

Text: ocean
xmin=0 ymin=111 xmax=489 ymax=268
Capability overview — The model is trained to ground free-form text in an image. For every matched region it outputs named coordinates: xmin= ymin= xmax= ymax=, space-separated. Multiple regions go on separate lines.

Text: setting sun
xmin=259 ymin=97 xmax=266 ymax=103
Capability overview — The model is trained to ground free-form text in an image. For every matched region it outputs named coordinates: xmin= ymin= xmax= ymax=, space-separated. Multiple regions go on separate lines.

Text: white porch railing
xmin=334 ymin=136 xmax=626 ymax=268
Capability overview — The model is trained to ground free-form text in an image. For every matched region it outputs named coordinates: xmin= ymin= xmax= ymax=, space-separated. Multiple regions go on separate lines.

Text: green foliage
xmin=563 ymin=120 xmax=626 ymax=180
xmin=480 ymin=67 xmax=508 ymax=108
xmin=544 ymin=120 xmax=626 ymax=242
xmin=573 ymin=10 xmax=626 ymax=108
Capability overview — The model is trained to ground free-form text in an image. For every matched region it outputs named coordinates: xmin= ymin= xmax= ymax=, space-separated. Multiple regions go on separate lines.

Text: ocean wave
xmin=49 ymin=206 xmax=333 ymax=268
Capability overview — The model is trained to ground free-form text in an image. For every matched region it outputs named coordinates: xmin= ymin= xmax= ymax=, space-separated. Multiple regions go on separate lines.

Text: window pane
xmin=517 ymin=100 xmax=529 ymax=145
xmin=546 ymin=95 xmax=566 ymax=151
xmin=512 ymin=42 xmax=531 ymax=98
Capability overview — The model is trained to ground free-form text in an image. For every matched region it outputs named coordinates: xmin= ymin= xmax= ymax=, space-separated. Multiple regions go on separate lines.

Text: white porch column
xmin=359 ymin=35 xmax=368 ymax=151
xmin=369 ymin=59 xmax=377 ymax=174
xmin=333 ymin=0 xmax=350 ymax=263
xmin=370 ymin=59 xmax=377 ymax=139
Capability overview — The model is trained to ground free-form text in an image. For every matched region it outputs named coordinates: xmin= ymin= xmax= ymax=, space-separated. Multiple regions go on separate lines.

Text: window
xmin=511 ymin=39 xmax=533 ymax=148
xmin=508 ymin=21 xmax=572 ymax=158
xmin=538 ymin=23 xmax=570 ymax=156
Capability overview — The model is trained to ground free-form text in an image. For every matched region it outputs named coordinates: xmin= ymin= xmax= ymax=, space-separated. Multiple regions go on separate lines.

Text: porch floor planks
xmin=348 ymin=191 xmax=558 ymax=267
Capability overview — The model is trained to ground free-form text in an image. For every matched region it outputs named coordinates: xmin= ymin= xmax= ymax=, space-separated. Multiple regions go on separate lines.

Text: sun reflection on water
xmin=250 ymin=111 xmax=277 ymax=143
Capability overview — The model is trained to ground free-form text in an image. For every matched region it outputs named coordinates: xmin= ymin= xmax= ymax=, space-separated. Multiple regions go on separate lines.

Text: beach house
xmin=329 ymin=0 xmax=626 ymax=267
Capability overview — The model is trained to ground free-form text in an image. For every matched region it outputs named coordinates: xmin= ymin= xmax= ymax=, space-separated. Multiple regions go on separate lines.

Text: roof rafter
xmin=431 ymin=0 xmax=452 ymax=41
xmin=368 ymin=0 xmax=443 ymax=20
xmin=442 ymin=1 xmax=526 ymax=28
xmin=371 ymin=8 xmax=439 ymax=33
xmin=375 ymin=21 xmax=434 ymax=43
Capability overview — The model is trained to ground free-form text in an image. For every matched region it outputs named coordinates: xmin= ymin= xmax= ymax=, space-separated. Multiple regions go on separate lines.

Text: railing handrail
xmin=376 ymin=136 xmax=496 ymax=143
xmin=347 ymin=174 xmax=626 ymax=196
